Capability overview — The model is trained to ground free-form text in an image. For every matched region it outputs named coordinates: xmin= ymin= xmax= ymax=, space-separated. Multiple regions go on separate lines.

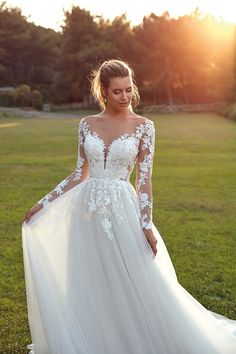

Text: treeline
xmin=0 ymin=2 xmax=235 ymax=106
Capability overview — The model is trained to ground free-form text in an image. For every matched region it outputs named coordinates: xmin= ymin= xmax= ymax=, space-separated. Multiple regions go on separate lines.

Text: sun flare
xmin=5 ymin=0 xmax=236 ymax=31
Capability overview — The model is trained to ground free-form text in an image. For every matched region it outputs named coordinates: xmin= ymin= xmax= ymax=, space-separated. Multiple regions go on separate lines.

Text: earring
xmin=104 ymin=97 xmax=107 ymax=104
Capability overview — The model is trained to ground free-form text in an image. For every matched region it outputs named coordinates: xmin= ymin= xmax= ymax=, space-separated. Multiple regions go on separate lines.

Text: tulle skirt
xmin=22 ymin=177 xmax=236 ymax=354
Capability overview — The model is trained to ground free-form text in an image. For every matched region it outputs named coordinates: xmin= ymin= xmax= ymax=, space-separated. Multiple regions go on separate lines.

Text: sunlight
xmin=70 ymin=0 xmax=236 ymax=26
xmin=5 ymin=0 xmax=236 ymax=31
xmin=0 ymin=123 xmax=22 ymax=128
xmin=198 ymin=1 xmax=236 ymax=24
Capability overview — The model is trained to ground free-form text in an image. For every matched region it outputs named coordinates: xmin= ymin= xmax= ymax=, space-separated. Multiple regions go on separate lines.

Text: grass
xmin=0 ymin=111 xmax=235 ymax=353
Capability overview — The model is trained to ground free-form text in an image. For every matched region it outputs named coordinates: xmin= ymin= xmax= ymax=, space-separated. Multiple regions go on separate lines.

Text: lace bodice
xmin=37 ymin=116 xmax=156 ymax=231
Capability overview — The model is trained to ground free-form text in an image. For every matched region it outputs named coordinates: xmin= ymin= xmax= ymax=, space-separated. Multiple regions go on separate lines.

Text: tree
xmin=57 ymin=6 xmax=101 ymax=102
xmin=0 ymin=2 xmax=61 ymax=99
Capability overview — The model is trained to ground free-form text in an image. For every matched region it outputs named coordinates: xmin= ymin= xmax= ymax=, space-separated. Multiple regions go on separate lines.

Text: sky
xmin=6 ymin=0 xmax=236 ymax=31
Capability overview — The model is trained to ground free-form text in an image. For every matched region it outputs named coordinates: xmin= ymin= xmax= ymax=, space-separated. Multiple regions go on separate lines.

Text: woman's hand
xmin=23 ymin=203 xmax=43 ymax=224
xmin=143 ymin=229 xmax=158 ymax=257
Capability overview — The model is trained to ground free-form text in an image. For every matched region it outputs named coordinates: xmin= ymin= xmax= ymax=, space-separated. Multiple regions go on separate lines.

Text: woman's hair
xmin=89 ymin=59 xmax=140 ymax=110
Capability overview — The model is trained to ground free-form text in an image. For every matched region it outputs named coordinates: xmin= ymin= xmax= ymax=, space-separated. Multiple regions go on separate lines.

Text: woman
xmin=22 ymin=59 xmax=236 ymax=354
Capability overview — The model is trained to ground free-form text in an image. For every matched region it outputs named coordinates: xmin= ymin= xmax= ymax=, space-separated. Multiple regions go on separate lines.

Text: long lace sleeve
xmin=37 ymin=118 xmax=89 ymax=206
xmin=135 ymin=120 xmax=155 ymax=230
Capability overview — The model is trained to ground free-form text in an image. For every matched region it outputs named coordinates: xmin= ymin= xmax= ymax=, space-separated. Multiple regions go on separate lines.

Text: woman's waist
xmin=87 ymin=174 xmax=130 ymax=183
xmin=81 ymin=175 xmax=136 ymax=196
xmin=87 ymin=165 xmax=132 ymax=181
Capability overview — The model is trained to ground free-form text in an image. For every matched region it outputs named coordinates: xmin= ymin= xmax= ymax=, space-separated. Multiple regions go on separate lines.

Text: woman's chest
xmin=84 ymin=133 xmax=140 ymax=165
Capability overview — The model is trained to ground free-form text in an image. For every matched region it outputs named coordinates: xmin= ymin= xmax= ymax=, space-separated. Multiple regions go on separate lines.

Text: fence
xmin=143 ymin=102 xmax=227 ymax=114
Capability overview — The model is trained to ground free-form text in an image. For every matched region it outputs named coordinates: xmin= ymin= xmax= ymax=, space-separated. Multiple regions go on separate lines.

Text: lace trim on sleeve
xmin=136 ymin=120 xmax=155 ymax=230
xmin=37 ymin=118 xmax=88 ymax=206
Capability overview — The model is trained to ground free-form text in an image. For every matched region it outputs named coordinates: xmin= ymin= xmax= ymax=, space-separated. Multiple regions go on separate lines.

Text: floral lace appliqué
xmin=84 ymin=177 xmax=135 ymax=240
xmin=37 ymin=121 xmax=87 ymax=207
xmin=36 ymin=117 xmax=155 ymax=237
xmin=135 ymin=120 xmax=155 ymax=230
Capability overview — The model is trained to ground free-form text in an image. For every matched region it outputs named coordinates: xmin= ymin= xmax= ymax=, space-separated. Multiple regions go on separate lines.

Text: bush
xmin=0 ymin=85 xmax=44 ymax=110
xmin=30 ymin=90 xmax=43 ymax=110
xmin=228 ymin=104 xmax=236 ymax=121
xmin=14 ymin=84 xmax=31 ymax=107
xmin=0 ymin=93 xmax=12 ymax=106
xmin=219 ymin=102 xmax=236 ymax=121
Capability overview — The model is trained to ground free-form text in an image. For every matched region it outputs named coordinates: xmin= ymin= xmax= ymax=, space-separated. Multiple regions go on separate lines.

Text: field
xmin=0 ymin=111 xmax=235 ymax=353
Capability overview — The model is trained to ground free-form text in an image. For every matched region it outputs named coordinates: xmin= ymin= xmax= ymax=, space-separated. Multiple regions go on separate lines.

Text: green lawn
xmin=0 ymin=111 xmax=235 ymax=353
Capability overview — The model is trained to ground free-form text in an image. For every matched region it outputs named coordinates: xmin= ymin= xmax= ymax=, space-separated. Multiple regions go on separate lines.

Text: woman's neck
xmin=101 ymin=105 xmax=133 ymax=120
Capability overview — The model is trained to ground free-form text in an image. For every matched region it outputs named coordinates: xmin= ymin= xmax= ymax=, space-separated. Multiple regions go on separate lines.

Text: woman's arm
xmin=135 ymin=119 xmax=158 ymax=256
xmin=37 ymin=118 xmax=89 ymax=206
xmin=135 ymin=119 xmax=155 ymax=230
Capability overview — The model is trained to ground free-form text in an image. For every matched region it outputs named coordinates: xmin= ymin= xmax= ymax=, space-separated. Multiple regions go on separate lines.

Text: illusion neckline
xmin=81 ymin=118 xmax=146 ymax=150
xmin=81 ymin=118 xmax=147 ymax=169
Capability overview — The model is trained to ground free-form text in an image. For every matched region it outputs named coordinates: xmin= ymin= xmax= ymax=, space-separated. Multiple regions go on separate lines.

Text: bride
xmin=22 ymin=59 xmax=236 ymax=354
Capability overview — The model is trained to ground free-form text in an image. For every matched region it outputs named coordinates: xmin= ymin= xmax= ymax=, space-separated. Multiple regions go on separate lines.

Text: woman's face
xmin=105 ymin=76 xmax=133 ymax=110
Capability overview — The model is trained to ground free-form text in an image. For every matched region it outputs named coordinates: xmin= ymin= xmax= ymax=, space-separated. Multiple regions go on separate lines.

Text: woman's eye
xmin=113 ymin=89 xmax=131 ymax=94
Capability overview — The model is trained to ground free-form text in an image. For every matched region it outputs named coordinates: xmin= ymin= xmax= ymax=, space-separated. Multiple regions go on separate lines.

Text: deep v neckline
xmin=83 ymin=119 xmax=144 ymax=169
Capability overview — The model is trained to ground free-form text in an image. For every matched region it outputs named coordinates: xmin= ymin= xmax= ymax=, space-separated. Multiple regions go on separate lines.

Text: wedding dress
xmin=22 ymin=116 xmax=236 ymax=354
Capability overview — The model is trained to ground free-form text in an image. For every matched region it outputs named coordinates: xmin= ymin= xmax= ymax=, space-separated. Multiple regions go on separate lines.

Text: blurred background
xmin=0 ymin=0 xmax=235 ymax=117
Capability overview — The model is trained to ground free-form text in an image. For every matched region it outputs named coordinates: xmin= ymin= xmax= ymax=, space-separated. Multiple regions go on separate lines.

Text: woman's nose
xmin=121 ymin=91 xmax=127 ymax=100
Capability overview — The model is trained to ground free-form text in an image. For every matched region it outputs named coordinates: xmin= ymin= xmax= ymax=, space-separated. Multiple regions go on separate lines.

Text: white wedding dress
xmin=22 ymin=116 xmax=236 ymax=354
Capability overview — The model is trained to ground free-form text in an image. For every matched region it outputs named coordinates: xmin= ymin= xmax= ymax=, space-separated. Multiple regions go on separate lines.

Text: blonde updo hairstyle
xmin=90 ymin=59 xmax=140 ymax=110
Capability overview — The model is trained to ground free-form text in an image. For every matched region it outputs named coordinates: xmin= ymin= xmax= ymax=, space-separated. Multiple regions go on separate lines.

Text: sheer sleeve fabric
xmin=37 ymin=118 xmax=89 ymax=206
xmin=135 ymin=120 xmax=155 ymax=230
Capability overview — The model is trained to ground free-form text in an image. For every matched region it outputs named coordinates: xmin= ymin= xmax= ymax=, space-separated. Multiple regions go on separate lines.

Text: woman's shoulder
xmin=78 ymin=115 xmax=103 ymax=132
xmin=79 ymin=114 xmax=100 ymax=124
xmin=133 ymin=115 xmax=155 ymax=130
xmin=132 ymin=113 xmax=154 ymax=124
